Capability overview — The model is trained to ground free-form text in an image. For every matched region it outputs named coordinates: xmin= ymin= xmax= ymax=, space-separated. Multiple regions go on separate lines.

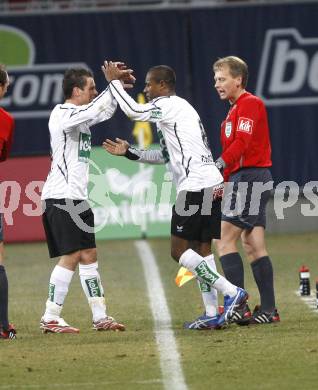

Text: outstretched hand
xmin=101 ymin=61 xmax=136 ymax=89
xmin=102 ymin=138 xmax=130 ymax=156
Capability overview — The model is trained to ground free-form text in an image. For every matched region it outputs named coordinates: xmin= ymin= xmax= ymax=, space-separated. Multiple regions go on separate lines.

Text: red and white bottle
xmin=299 ymin=265 xmax=310 ymax=296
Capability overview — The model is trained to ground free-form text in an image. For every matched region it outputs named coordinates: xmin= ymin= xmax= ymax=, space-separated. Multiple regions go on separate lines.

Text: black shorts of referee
xmin=171 ymin=187 xmax=222 ymax=242
xmin=42 ymin=198 xmax=96 ymax=258
xmin=222 ymin=167 xmax=273 ymax=230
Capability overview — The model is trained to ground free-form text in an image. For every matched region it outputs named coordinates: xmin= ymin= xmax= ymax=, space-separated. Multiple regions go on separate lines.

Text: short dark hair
xmin=213 ymin=56 xmax=249 ymax=88
xmin=62 ymin=68 xmax=93 ymax=99
xmin=0 ymin=64 xmax=8 ymax=86
xmin=148 ymin=65 xmax=176 ymax=90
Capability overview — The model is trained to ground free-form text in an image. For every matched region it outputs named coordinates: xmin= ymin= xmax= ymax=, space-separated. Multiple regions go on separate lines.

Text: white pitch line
xmin=295 ymin=291 xmax=318 ymax=313
xmin=0 ymin=380 xmax=162 ymax=389
xmin=135 ymin=240 xmax=188 ymax=390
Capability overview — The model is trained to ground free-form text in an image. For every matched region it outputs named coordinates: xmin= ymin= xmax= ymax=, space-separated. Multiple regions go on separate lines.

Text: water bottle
xmin=299 ymin=265 xmax=310 ymax=296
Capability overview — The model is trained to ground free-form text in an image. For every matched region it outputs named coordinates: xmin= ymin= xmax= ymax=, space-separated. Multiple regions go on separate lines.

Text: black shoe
xmin=232 ymin=303 xmax=252 ymax=325
xmin=249 ymin=305 xmax=280 ymax=325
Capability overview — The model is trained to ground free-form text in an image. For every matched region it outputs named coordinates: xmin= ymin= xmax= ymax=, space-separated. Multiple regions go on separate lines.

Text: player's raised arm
xmin=59 ymin=63 xmax=134 ymax=130
xmin=60 ymin=87 xmax=117 ymax=130
xmin=102 ymin=60 xmax=136 ymax=89
xmin=102 ymin=61 xmax=163 ymax=122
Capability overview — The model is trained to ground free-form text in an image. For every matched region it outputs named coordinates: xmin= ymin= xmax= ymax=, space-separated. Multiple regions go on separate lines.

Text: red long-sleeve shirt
xmin=0 ymin=107 xmax=14 ymax=161
xmin=220 ymin=92 xmax=272 ymax=182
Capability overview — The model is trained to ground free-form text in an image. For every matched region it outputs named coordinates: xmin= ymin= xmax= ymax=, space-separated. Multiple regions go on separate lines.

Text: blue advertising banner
xmin=1 ymin=3 xmax=318 ymax=186
xmin=189 ymin=3 xmax=318 ymax=186
xmin=0 ymin=11 xmax=190 ymax=154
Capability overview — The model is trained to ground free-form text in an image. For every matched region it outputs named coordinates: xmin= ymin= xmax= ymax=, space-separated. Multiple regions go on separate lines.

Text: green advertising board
xmin=89 ymin=145 xmax=175 ymax=240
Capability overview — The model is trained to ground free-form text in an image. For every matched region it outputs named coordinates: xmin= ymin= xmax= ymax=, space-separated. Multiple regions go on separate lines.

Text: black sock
xmin=0 ymin=265 xmax=9 ymax=330
xmin=251 ymin=256 xmax=276 ymax=312
xmin=219 ymin=252 xmax=244 ymax=289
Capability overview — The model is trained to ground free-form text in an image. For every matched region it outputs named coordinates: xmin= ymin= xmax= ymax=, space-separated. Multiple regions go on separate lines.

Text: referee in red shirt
xmin=213 ymin=56 xmax=279 ymax=325
xmin=0 ymin=64 xmax=16 ymax=339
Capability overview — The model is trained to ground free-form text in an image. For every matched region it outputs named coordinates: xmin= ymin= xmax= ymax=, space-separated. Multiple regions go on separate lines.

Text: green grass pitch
xmin=1 ymin=232 xmax=318 ymax=389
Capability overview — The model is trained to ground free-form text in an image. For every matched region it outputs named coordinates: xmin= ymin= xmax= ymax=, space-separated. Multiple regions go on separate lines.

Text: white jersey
xmin=109 ymin=80 xmax=223 ymax=193
xmin=41 ymin=87 xmax=117 ymax=200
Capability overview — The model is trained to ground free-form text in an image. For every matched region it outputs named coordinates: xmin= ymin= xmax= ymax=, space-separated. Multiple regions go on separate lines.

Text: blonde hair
xmin=213 ymin=56 xmax=248 ymax=88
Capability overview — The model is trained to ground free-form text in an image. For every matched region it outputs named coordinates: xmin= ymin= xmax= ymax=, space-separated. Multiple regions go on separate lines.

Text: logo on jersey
xmin=78 ymin=133 xmax=91 ymax=162
xmin=225 ymin=122 xmax=232 ymax=138
xmin=237 ymin=117 xmax=253 ymax=134
xmin=256 ymin=28 xmax=318 ymax=106
xmin=150 ymin=109 xmax=162 ymax=120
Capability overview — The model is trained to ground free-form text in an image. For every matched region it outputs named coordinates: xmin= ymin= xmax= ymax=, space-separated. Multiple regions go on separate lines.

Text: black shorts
xmin=222 ymin=167 xmax=273 ymax=230
xmin=171 ymin=188 xmax=221 ymax=242
xmin=42 ymin=198 xmax=96 ymax=258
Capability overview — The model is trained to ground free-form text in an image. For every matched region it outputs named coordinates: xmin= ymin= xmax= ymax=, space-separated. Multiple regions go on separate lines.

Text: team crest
xmin=225 ymin=121 xmax=232 ymax=138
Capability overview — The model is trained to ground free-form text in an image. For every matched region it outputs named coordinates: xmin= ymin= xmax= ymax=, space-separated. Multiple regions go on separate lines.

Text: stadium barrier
xmin=1 ymin=147 xmax=317 ymax=243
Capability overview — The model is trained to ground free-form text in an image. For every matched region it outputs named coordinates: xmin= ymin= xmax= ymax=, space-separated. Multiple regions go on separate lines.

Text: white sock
xmin=79 ymin=262 xmax=107 ymax=322
xmin=180 ymin=249 xmax=237 ymax=297
xmin=197 ymin=254 xmax=218 ymax=317
xmin=43 ymin=265 xmax=74 ymax=321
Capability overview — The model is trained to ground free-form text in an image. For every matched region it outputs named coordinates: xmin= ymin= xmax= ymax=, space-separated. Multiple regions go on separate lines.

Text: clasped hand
xmin=102 ymin=60 xmax=136 ymax=89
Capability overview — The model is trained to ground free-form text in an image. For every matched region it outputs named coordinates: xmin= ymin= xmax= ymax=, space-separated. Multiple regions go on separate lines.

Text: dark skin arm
xmin=102 ymin=137 xmax=130 ymax=156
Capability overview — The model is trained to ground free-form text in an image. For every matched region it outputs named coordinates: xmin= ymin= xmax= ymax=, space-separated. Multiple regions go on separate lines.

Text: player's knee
xmin=242 ymin=240 xmax=253 ymax=257
xmin=252 ymin=248 xmax=268 ymax=261
xmin=59 ymin=251 xmax=81 ymax=270
xmin=80 ymin=248 xmax=97 ymax=264
xmin=215 ymin=239 xmax=236 ymax=257
xmin=243 ymin=241 xmax=267 ymax=261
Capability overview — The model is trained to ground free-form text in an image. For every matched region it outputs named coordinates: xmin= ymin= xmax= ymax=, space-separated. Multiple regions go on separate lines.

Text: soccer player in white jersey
xmin=40 ymin=66 xmax=134 ymax=333
xmin=102 ymin=62 xmax=248 ymax=329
